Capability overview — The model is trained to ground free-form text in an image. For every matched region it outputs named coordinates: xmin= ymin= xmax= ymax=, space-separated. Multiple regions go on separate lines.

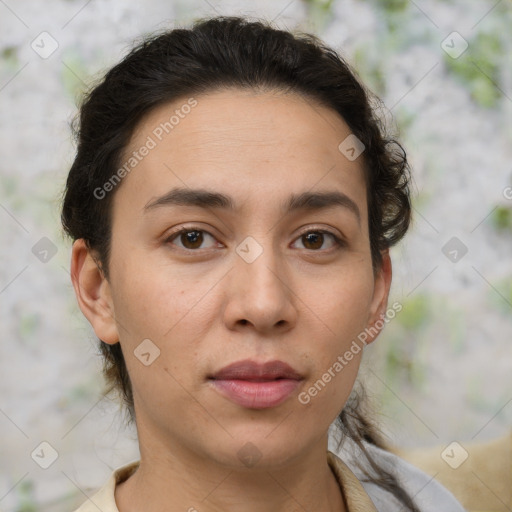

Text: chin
xmin=206 ymin=431 xmax=306 ymax=471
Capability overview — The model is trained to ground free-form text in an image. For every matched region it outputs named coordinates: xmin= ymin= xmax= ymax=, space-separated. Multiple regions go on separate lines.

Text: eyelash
xmin=164 ymin=226 xmax=346 ymax=253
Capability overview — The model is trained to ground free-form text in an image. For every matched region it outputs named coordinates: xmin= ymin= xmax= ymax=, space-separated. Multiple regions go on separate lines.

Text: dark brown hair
xmin=62 ymin=15 xmax=415 ymax=509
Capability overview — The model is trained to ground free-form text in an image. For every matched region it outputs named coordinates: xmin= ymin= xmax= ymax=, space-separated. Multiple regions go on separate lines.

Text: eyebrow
xmin=143 ymin=187 xmax=361 ymax=224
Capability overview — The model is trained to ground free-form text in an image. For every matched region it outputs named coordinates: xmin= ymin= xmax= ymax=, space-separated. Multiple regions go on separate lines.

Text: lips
xmin=208 ymin=359 xmax=303 ymax=409
xmin=209 ymin=359 xmax=303 ymax=381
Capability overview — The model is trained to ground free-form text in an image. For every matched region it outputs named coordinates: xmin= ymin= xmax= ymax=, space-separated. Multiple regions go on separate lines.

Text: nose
xmin=222 ymin=240 xmax=298 ymax=335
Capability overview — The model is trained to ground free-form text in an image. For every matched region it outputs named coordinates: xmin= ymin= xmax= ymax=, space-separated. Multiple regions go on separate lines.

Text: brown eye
xmin=302 ymin=232 xmax=324 ymax=250
xmin=180 ymin=230 xmax=203 ymax=249
xmin=166 ymin=228 xmax=218 ymax=251
xmin=292 ymin=230 xmax=342 ymax=251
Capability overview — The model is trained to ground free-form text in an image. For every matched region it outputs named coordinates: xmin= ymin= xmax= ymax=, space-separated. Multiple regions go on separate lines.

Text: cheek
xmin=110 ymin=252 xmax=216 ymax=341
xmin=307 ymin=260 xmax=375 ymax=336
xmin=109 ymin=254 xmax=223 ymax=395
xmin=110 ymin=265 xmax=209 ymax=410
xmin=295 ymin=263 xmax=374 ymax=406
xmin=296 ymin=319 xmax=365 ymax=421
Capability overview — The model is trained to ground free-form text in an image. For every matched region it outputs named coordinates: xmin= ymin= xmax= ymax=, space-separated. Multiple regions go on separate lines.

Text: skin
xmin=71 ymin=88 xmax=392 ymax=512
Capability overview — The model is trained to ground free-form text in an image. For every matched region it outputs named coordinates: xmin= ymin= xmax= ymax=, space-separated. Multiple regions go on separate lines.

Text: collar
xmin=327 ymin=451 xmax=378 ymax=511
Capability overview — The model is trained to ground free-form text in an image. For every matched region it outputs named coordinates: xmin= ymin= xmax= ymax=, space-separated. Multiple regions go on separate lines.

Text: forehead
xmin=115 ymin=88 xmax=367 ymax=217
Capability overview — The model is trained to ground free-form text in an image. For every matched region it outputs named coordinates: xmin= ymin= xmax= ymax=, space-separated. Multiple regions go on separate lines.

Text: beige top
xmin=73 ymin=451 xmax=377 ymax=511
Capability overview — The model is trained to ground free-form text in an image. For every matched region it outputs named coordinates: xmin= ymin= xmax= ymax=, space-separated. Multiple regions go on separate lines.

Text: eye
xmin=292 ymin=230 xmax=344 ymax=251
xmin=164 ymin=227 xmax=344 ymax=253
xmin=165 ymin=228 xmax=219 ymax=251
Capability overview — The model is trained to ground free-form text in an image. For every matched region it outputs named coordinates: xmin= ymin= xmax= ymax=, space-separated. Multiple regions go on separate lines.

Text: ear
xmin=364 ymin=250 xmax=393 ymax=346
xmin=70 ymin=239 xmax=119 ymax=345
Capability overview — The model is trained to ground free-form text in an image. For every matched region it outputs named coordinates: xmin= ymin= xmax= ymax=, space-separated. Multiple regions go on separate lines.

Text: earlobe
xmin=70 ymin=239 xmax=119 ymax=345
xmin=365 ymin=250 xmax=393 ymax=345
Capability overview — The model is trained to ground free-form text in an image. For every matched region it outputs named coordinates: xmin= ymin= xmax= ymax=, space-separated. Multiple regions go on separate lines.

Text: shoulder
xmin=331 ymin=436 xmax=466 ymax=511
xmin=72 ymin=461 xmax=139 ymax=512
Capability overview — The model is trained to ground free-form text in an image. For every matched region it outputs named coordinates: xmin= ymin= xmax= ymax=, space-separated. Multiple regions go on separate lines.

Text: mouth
xmin=208 ymin=359 xmax=304 ymax=409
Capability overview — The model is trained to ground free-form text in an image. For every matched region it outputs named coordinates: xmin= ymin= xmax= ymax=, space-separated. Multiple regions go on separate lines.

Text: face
xmin=73 ymin=88 xmax=391 ymax=470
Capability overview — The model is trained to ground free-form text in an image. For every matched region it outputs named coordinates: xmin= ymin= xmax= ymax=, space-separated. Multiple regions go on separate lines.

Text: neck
xmin=115 ymin=431 xmax=347 ymax=512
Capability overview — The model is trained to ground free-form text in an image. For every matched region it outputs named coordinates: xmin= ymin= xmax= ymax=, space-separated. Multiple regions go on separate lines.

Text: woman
xmin=62 ymin=15 xmax=465 ymax=511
